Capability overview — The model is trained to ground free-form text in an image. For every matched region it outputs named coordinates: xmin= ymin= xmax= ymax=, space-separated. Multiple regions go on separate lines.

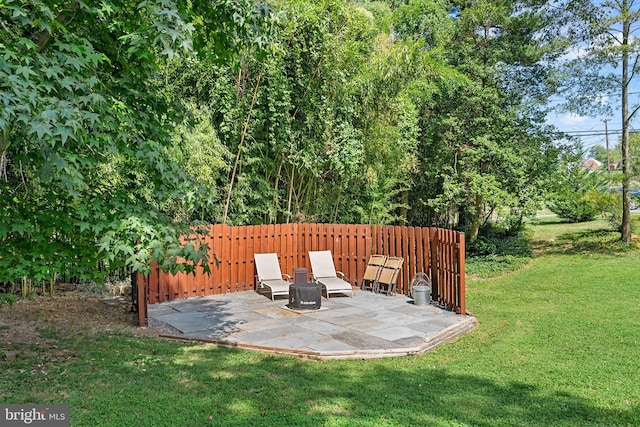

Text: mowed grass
xmin=2 ymin=218 xmax=640 ymax=426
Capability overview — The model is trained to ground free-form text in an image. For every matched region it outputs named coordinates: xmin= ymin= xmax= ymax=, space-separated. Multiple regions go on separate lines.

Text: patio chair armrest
xmin=336 ymin=271 xmax=345 ymax=279
xmin=255 ymin=274 xmax=263 ymax=288
xmin=282 ymin=274 xmax=292 ymax=282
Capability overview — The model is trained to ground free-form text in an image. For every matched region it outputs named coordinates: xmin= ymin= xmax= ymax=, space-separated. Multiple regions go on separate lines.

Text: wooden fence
xmin=135 ymin=223 xmax=465 ymax=326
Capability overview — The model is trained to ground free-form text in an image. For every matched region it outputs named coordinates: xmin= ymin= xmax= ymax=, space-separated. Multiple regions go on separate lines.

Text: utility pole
xmin=604 ymin=119 xmax=610 ymax=171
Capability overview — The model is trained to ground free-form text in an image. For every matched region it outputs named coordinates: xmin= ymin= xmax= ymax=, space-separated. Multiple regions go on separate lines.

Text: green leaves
xmin=547 ymin=164 xmax=610 ymax=223
xmin=0 ymin=0 xmax=569 ymax=285
xmin=28 ymin=120 xmax=52 ymax=139
xmin=399 ymin=0 xmax=563 ymax=237
xmin=53 ymin=125 xmax=75 ymax=145
xmin=0 ymin=0 xmax=218 ymax=283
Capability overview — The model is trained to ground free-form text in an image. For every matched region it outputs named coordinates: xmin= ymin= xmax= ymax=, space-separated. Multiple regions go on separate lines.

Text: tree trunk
xmin=398 ymin=190 xmax=409 ymax=224
xmin=222 ymin=65 xmax=264 ymax=225
xmin=469 ymin=194 xmax=483 ymax=242
xmin=621 ymin=0 xmax=632 ymax=243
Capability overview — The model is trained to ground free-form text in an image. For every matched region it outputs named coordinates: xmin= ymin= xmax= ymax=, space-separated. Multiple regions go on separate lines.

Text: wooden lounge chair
xmin=361 ymin=255 xmax=387 ymax=291
xmin=254 ymin=253 xmax=291 ymax=300
xmin=374 ymin=256 xmax=404 ymax=296
xmin=308 ymin=250 xmax=354 ymax=298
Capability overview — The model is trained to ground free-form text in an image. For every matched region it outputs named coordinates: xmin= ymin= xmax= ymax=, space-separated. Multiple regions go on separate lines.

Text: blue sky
xmin=546 ymin=110 xmax=624 ymax=152
xmin=542 ymin=0 xmax=640 ymax=153
xmin=544 ymin=62 xmax=635 ymax=152
xmin=546 ymin=82 xmax=640 ymax=152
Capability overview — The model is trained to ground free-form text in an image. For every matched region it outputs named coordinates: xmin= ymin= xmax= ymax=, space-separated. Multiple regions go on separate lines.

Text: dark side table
xmin=289 ymin=282 xmax=321 ymax=310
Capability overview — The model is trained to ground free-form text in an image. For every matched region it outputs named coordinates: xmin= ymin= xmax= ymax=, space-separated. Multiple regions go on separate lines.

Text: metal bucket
xmin=412 ymin=285 xmax=430 ymax=306
xmin=410 ymin=272 xmax=432 ymax=306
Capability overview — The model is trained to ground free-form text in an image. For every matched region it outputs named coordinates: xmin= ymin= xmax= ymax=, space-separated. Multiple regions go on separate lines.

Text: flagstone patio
xmin=148 ymin=289 xmax=476 ymax=360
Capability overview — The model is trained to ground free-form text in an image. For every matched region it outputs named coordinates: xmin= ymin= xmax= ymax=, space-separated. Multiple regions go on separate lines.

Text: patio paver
xmin=148 ymin=289 xmax=476 ymax=360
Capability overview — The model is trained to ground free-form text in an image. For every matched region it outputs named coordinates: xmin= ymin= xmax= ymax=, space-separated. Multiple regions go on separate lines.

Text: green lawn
xmin=2 ymin=218 xmax=640 ymax=426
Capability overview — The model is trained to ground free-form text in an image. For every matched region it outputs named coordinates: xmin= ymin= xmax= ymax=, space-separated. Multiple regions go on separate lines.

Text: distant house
xmin=584 ymin=158 xmax=602 ymax=171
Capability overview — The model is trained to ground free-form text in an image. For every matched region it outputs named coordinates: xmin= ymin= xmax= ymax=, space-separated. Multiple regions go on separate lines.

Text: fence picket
xmin=138 ymin=223 xmax=467 ymax=325
xmin=244 ymin=226 xmax=254 ymax=291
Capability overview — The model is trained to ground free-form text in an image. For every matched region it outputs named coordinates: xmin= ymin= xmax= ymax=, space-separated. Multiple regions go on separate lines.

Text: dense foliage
xmin=546 ymin=151 xmax=612 ymax=222
xmin=1 ymin=0 xmax=574 ymax=284
xmin=0 ymin=0 xmax=275 ymax=283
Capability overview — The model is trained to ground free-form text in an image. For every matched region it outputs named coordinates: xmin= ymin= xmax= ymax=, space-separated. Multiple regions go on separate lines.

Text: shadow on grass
xmin=4 ymin=295 xmax=639 ymax=426
xmin=529 ymin=217 xmax=566 ymax=226
xmin=59 ymin=341 xmax=638 ymax=426
xmin=465 ymin=232 xmax=532 ymax=279
xmin=530 ymin=228 xmax=638 ymax=257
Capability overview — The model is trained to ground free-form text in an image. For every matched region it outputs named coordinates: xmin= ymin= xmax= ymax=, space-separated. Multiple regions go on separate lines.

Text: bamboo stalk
xmin=287 ymin=166 xmax=294 ymax=223
xmin=222 ymin=64 xmax=264 ymax=224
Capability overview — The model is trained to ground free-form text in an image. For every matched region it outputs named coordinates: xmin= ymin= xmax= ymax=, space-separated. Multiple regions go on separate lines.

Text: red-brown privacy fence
xmin=135 ymin=223 xmax=466 ymax=326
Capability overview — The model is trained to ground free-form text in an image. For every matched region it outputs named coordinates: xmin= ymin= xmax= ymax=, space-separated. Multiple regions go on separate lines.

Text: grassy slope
xmin=1 ymin=218 xmax=639 ymax=426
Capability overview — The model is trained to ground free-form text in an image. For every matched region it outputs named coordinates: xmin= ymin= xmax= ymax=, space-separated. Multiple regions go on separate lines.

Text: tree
xmin=161 ymin=0 xmax=444 ymax=226
xmin=396 ymin=0 xmax=564 ymax=240
xmin=588 ymin=145 xmax=611 ymax=165
xmin=547 ymin=149 xmax=612 ymax=222
xmin=628 ymin=133 xmax=640 ymax=177
xmin=561 ymin=0 xmax=640 ymax=242
xmin=0 ymin=0 xmax=273 ymax=283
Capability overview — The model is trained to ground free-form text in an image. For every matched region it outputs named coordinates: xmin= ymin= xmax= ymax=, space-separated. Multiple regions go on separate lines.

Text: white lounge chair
xmin=308 ymin=250 xmax=353 ymax=298
xmin=254 ymin=253 xmax=291 ymax=300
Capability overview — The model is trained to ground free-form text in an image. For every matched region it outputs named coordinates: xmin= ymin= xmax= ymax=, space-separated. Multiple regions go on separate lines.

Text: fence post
xmin=135 ymin=271 xmax=148 ymax=327
xmin=457 ymin=232 xmax=466 ymax=315
xmin=430 ymin=228 xmax=439 ymax=303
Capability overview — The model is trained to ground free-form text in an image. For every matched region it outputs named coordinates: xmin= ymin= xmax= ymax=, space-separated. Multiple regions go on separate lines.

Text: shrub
xmin=548 ymin=188 xmax=608 ymax=222
xmin=546 ymin=154 xmax=610 ymax=223
xmin=0 ymin=293 xmax=17 ymax=307
xmin=467 ymin=236 xmax=499 ymax=256
xmin=466 ymin=223 xmax=532 ymax=278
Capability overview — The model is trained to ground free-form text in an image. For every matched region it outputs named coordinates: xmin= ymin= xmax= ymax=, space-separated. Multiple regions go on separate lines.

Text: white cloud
xmin=559 ymin=113 xmax=589 ymax=125
xmin=594 ymin=92 xmax=610 ymax=106
xmin=559 ymin=32 xmax=639 ymax=63
xmin=560 ymin=45 xmax=588 ymax=62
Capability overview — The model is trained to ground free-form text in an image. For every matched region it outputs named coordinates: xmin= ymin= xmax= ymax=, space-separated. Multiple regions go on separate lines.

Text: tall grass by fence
xmin=135 ymin=224 xmax=465 ymax=326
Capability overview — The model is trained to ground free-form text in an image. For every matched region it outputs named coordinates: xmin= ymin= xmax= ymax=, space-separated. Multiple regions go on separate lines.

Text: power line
xmin=547 ymin=91 xmax=640 ymax=103
xmin=558 ymin=128 xmax=640 ymax=136
xmin=560 ymin=130 xmax=621 ymax=136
